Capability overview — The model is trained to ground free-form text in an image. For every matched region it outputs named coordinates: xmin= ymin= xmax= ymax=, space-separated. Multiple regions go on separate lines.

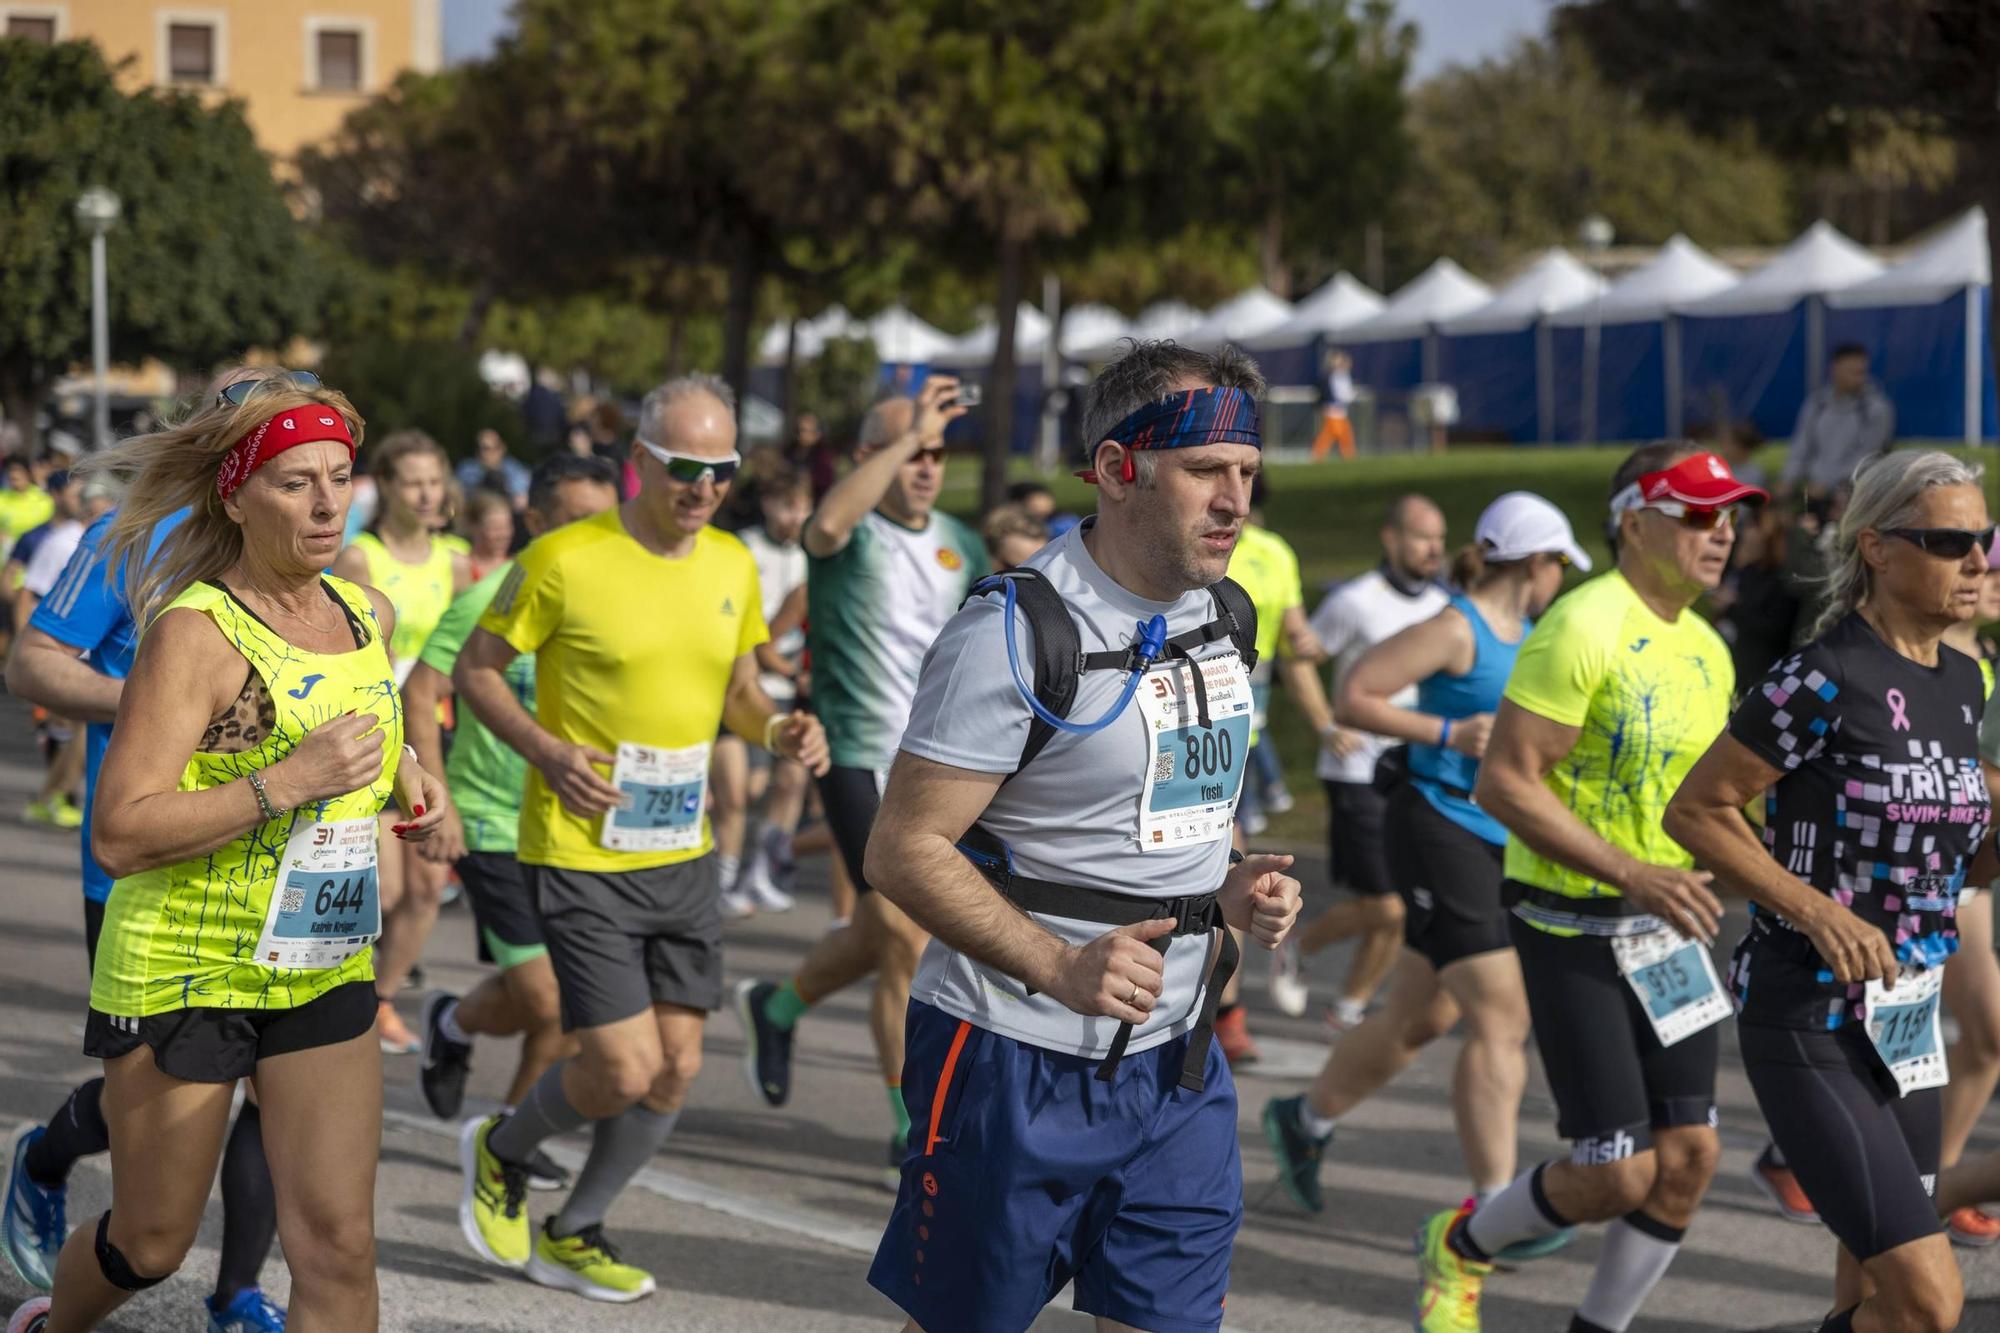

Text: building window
xmin=6 ymin=15 xmax=55 ymax=42
xmin=315 ymin=28 xmax=361 ymax=91
xmin=167 ymin=21 xmax=213 ymax=83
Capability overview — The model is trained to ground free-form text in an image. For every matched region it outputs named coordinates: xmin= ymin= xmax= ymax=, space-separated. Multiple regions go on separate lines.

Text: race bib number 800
xmin=1136 ymin=653 xmax=1252 ymax=851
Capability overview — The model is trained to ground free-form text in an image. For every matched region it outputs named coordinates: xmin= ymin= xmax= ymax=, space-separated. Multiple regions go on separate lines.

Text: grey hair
xmin=858 ymin=396 xmax=914 ymax=449
xmin=637 ymin=373 xmax=736 ymax=446
xmin=1810 ymin=449 xmax=1987 ymax=638
xmin=1080 ymin=340 xmax=1265 ymax=486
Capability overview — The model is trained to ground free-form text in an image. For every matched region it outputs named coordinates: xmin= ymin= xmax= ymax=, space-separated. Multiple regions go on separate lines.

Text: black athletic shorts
xmin=818 ymin=764 xmax=882 ymax=895
xmin=1509 ymin=903 xmax=1719 ymax=1158
xmin=1385 ymin=784 xmax=1508 ymax=970
xmin=532 ymin=859 xmax=724 ymax=1029
xmin=1323 ymin=779 xmax=1394 ymax=897
xmin=1740 ymin=1020 xmax=1943 ymax=1261
xmin=83 ymin=980 xmax=377 ymax=1084
xmin=83 ymin=898 xmax=106 ymax=978
xmin=458 ymin=850 xmax=546 ymax=968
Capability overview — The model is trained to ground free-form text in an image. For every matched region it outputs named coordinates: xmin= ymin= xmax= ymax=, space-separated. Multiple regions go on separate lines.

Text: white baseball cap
xmin=1475 ymin=491 xmax=1592 ymax=571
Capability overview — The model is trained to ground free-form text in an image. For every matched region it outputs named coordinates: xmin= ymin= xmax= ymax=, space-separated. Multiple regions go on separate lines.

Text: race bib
xmin=1865 ymin=966 xmax=1947 ymax=1098
xmin=1135 ymin=653 xmax=1252 ymax=851
xmin=256 ymin=816 xmax=380 ymax=970
xmin=601 ymin=740 xmax=710 ymax=853
xmin=1612 ymin=928 xmax=1730 ymax=1047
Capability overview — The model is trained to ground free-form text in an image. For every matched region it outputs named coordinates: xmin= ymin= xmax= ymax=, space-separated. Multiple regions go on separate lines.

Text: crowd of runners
xmin=0 ymin=339 xmax=1995 ymax=1333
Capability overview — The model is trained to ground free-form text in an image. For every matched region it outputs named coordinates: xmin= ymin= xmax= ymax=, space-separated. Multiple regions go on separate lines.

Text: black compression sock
xmin=213 ymin=1103 xmax=278 ymax=1306
xmin=23 ymin=1078 xmax=108 ymax=1187
xmin=1816 ymin=1308 xmax=1857 ymax=1333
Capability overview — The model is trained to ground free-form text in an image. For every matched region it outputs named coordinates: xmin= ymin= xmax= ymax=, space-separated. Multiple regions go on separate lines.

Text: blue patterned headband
xmin=1078 ymin=386 xmax=1262 ymax=484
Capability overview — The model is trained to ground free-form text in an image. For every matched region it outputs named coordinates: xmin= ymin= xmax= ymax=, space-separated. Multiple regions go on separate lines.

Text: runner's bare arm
xmin=720 ymin=651 xmax=827 ymax=774
xmin=1335 ymin=610 xmax=1476 ymax=748
xmin=454 ymin=625 xmax=621 ymax=813
xmin=802 ymin=377 xmax=966 ymax=559
xmin=402 ymin=661 xmax=465 ymax=862
xmin=5 ymin=625 xmax=124 ymax=722
xmin=866 ymin=751 xmax=1167 ymax=1025
xmin=1666 ymin=733 xmax=1891 ymax=980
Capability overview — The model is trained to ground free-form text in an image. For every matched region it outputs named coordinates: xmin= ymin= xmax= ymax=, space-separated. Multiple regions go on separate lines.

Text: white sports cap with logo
xmin=1475 ymin=491 xmax=1592 ymax=570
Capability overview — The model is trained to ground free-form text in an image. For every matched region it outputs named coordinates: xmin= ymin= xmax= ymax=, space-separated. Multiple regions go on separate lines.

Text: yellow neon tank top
xmin=349 ymin=530 xmax=455 ymax=670
xmin=90 ymin=577 xmax=403 ymax=1016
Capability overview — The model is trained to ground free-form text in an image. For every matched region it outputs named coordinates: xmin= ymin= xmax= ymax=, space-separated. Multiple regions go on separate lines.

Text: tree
xmin=1386 ymin=38 xmax=1795 ymax=282
xmin=0 ymin=38 xmax=310 ymax=444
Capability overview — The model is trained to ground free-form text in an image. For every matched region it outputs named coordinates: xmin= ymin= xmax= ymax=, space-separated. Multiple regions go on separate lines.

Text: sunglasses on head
xmin=638 ymin=438 xmax=740 ymax=486
xmin=218 ymin=370 xmax=322 ymax=408
xmin=1642 ymin=500 xmax=1738 ymax=530
xmin=1883 ymin=525 xmax=1998 ymax=560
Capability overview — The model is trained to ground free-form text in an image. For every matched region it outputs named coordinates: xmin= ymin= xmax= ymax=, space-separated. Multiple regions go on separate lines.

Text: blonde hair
xmin=82 ymin=366 xmax=365 ymax=625
xmin=1810 ymin=449 xmax=1986 ymax=638
xmin=980 ymin=502 xmax=1048 ymax=562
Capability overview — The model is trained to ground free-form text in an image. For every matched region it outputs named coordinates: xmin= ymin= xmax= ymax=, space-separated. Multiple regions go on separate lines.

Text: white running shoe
xmin=1325 ymin=996 xmax=1368 ymax=1035
xmin=1265 ymin=784 xmax=1296 ymax=815
xmin=1239 ymin=808 xmax=1269 ymax=837
xmin=738 ymin=859 xmax=796 ymax=913
xmin=1269 ymin=938 xmax=1309 ymax=1017
xmin=718 ymin=888 xmax=757 ymax=920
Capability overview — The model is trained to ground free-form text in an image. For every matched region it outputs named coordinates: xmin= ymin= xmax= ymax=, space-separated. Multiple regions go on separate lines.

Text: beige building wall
xmin=2 ymin=0 xmax=442 ymax=160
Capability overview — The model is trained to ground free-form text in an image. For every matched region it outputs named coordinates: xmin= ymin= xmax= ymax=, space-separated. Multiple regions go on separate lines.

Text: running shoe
xmin=5 ymin=1296 xmax=49 ymax=1333
xmin=718 ymin=887 xmax=758 ymax=920
xmin=439 ymin=873 xmax=462 ymax=907
xmin=3 ymin=1124 xmax=65 ymax=1292
xmin=207 ymin=1286 xmax=287 ymax=1331
xmin=1261 ymin=1095 xmax=1329 ymax=1214
xmin=377 ymin=1001 xmax=421 ymax=1055
xmin=525 ymin=1147 xmax=571 ymax=1193
xmin=526 ymin=1220 xmax=656 ymax=1303
xmin=23 ymin=799 xmax=81 ymax=831
xmin=1414 ymin=1202 xmax=1490 ymax=1332
xmin=738 ymin=858 xmax=796 ymax=914
xmin=1949 ymin=1205 xmax=2000 ymax=1248
xmin=458 ymin=1116 xmax=531 ymax=1269
xmin=1239 ymin=808 xmax=1269 ymax=837
xmin=1269 ymin=938 xmax=1309 ymax=1018
xmin=1493 ymin=1226 xmax=1576 ymax=1264
xmin=419 ymin=991 xmax=472 ymax=1120
xmin=1325 ymin=996 xmax=1368 ymax=1035
xmin=1215 ymin=1007 xmax=1260 ymax=1065
xmin=1749 ymin=1142 xmax=1819 ymax=1225
xmin=733 ymin=978 xmax=794 ymax=1106
xmin=1265 ymin=783 xmax=1296 ymax=816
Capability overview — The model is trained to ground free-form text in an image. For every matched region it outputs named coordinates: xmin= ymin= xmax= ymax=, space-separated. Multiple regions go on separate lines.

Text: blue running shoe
xmin=3 ymin=1125 xmax=66 ymax=1292
xmin=1495 ymin=1226 xmax=1576 ymax=1265
xmin=207 ymin=1287 xmax=287 ymax=1332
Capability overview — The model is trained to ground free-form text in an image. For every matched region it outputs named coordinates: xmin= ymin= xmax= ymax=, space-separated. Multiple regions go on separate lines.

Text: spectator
xmin=0 ymin=455 xmax=52 ymax=561
xmin=460 ymin=487 xmax=516 ymax=580
xmin=456 ymin=429 xmax=532 ymax=512
xmin=1004 ymin=479 xmax=1078 ymax=536
xmin=978 ymin=502 xmax=1048 ymax=570
xmin=1780 ymin=343 xmax=1894 ymax=501
xmin=785 ymin=411 xmax=841 ymax=501
xmin=1310 ymin=348 xmax=1357 ymax=461
xmin=523 ymin=366 xmax=568 ymax=451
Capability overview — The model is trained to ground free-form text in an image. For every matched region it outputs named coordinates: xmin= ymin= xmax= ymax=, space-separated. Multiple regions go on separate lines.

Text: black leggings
xmin=1739 ymin=1021 xmax=1942 ymax=1261
xmin=817 ymin=765 xmax=882 ymax=895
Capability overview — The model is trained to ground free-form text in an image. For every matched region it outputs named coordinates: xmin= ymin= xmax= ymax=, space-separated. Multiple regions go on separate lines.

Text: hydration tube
xmin=1001 ymin=576 xmax=1169 ymax=735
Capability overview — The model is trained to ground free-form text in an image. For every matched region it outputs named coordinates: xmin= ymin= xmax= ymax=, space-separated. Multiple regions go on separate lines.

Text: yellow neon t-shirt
xmin=1501 ymin=570 xmax=1734 ymax=907
xmin=1227 ymin=524 xmax=1303 ymax=668
xmin=479 ymin=508 xmax=768 ymax=871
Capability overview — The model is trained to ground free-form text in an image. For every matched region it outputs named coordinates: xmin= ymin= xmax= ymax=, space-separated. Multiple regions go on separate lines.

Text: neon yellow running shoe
xmin=526 ymin=1220 xmax=657 ymax=1303
xmin=457 ymin=1116 xmax=530 ymax=1270
xmin=1414 ymin=1202 xmax=1490 ymax=1332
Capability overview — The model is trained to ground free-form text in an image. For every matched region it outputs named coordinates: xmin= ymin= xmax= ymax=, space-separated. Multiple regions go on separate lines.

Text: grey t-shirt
xmin=902 ymin=520 xmax=1249 ymax=1058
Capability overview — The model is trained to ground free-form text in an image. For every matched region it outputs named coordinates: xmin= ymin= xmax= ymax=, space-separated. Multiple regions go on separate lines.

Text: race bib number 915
xmin=1136 ymin=653 xmax=1252 ymax=851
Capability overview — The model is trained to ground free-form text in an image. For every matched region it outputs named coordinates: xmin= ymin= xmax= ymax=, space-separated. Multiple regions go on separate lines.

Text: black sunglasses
xmin=1883 ymin=525 xmax=1998 ymax=560
xmin=218 ymin=370 xmax=322 ymax=408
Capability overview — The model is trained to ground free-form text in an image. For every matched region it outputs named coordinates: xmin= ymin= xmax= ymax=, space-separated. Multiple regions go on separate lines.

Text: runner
xmin=1264 ymin=493 xmax=1585 ymax=1245
xmin=14 ymin=472 xmax=103 ymax=829
xmin=6 ymin=376 xmax=447 ymax=1333
xmin=451 ymin=374 xmax=827 ymax=1303
xmin=1666 ymin=451 xmax=1992 ymax=1333
xmin=401 ymin=456 xmax=620 ymax=1164
xmin=863 ymin=341 xmax=1301 ymax=1333
xmin=333 ymin=429 xmax=473 ymax=1053
xmin=1280 ymin=495 xmax=1449 ymax=1030
xmin=1 ymin=373 xmax=293 ymax=1333
xmin=732 ymin=379 xmax=985 ymax=1179
xmin=1414 ymin=444 xmax=1760 ymax=1333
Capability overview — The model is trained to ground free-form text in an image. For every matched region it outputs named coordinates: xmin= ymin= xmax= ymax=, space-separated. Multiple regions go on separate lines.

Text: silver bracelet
xmin=246 ymin=770 xmax=281 ymax=821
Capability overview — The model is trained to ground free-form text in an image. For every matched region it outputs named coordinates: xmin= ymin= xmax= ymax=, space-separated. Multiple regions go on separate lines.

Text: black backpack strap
xmin=1207 ymin=576 xmax=1259 ymax=672
xmin=964 ymin=569 xmax=1082 ymax=773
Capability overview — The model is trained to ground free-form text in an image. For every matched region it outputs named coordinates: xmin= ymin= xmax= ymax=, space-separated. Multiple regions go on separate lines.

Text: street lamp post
xmin=75 ymin=186 xmax=121 ymax=452
xmin=1578 ymin=213 xmax=1614 ymax=447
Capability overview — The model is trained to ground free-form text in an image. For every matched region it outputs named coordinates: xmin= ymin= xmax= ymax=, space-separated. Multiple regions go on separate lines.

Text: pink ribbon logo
xmin=1886 ymin=688 xmax=1911 ymax=732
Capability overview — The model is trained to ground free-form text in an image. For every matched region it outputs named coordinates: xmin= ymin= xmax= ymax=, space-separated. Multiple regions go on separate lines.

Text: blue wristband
xmin=1438 ymin=717 xmax=1453 ymax=748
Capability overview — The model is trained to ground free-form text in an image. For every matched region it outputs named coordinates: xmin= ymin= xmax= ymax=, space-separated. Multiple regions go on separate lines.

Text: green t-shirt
xmin=420 ymin=564 xmax=534 ymax=853
xmin=1501 ymin=570 xmax=1734 ymax=907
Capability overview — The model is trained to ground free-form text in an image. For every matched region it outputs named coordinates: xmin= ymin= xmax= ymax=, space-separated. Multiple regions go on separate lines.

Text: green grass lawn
xmin=941 ymin=443 xmax=1996 ymax=847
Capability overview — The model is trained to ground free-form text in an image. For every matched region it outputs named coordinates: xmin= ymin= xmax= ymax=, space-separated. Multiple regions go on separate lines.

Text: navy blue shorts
xmin=869 ymin=1000 xmax=1242 ymax=1333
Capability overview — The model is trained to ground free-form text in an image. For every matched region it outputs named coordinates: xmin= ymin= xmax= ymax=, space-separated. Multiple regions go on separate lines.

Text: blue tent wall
xmin=1438 ymin=329 xmax=1538 ymax=440
xmin=1549 ymin=322 xmax=1666 ymax=443
xmin=1348 ymin=337 xmax=1423 ymax=396
xmin=1823 ymin=289 xmax=1995 ymax=441
xmin=1255 ymin=338 xmax=1321 ymax=389
xmin=1679 ymin=306 xmax=1806 ymax=439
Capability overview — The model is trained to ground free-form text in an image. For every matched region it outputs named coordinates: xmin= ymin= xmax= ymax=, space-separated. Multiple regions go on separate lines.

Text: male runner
xmin=733 ymin=377 xmax=985 ymax=1175
xmin=865 ymin=341 xmax=1301 ymax=1333
xmin=1414 ymin=444 xmax=1762 ymax=1332
xmin=406 ymin=456 xmax=620 ymax=1152
xmin=452 ymin=375 xmax=827 ymax=1302
xmin=1279 ymin=495 xmax=1449 ymax=1028
xmin=1 ymin=499 xmax=289 ymax=1333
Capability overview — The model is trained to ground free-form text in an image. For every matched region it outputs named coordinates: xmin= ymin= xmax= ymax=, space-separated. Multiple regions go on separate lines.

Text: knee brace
xmin=95 ymin=1212 xmax=171 ymax=1292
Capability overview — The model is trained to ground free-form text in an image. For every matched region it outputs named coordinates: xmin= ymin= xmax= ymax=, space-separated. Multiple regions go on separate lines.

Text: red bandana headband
xmin=216 ymin=405 xmax=356 ymax=499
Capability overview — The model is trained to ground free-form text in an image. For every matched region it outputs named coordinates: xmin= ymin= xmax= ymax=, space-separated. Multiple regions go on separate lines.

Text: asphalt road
xmin=0 ymin=707 xmax=1996 ymax=1332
